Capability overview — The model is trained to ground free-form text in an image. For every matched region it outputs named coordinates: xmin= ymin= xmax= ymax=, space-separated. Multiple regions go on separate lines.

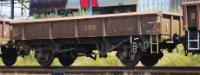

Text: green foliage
xmin=73 ymin=51 xmax=123 ymax=66
xmin=159 ymin=45 xmax=200 ymax=66
xmin=32 ymin=8 xmax=61 ymax=19
xmin=32 ymin=8 xmax=99 ymax=19
xmin=14 ymin=50 xmax=39 ymax=66
xmin=74 ymin=8 xmax=89 ymax=16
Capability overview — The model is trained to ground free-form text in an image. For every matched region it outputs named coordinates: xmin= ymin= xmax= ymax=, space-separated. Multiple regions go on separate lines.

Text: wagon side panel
xmin=187 ymin=5 xmax=198 ymax=29
xmin=12 ymin=24 xmax=22 ymax=40
xmin=105 ymin=16 xmax=138 ymax=36
xmin=77 ymin=18 xmax=103 ymax=37
xmin=24 ymin=22 xmax=50 ymax=40
xmin=52 ymin=21 xmax=75 ymax=38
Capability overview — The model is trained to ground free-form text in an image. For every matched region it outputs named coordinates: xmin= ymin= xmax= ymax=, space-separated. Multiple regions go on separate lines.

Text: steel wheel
xmin=140 ymin=54 xmax=159 ymax=67
xmin=117 ymin=40 xmax=142 ymax=67
xmin=1 ymin=46 xmax=18 ymax=67
xmin=119 ymin=50 xmax=141 ymax=67
xmin=35 ymin=50 xmax=54 ymax=68
xmin=58 ymin=52 xmax=76 ymax=67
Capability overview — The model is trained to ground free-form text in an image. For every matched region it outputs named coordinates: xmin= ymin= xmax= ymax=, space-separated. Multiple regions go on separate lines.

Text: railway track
xmin=0 ymin=66 xmax=199 ymax=75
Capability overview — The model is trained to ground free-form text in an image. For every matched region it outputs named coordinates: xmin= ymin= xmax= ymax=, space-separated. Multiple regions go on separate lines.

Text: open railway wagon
xmin=0 ymin=12 xmax=182 ymax=67
xmin=182 ymin=1 xmax=200 ymax=55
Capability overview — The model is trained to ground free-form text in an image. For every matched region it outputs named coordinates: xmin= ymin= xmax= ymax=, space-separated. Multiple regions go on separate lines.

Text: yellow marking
xmin=191 ymin=13 xmax=196 ymax=20
xmin=84 ymin=25 xmax=96 ymax=31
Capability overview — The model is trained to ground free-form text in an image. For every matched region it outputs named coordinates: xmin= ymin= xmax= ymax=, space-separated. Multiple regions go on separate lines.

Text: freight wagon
xmin=182 ymin=1 xmax=200 ymax=55
xmin=0 ymin=11 xmax=182 ymax=67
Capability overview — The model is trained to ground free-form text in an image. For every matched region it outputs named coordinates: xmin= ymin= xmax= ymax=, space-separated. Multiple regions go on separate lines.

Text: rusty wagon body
xmin=0 ymin=12 xmax=182 ymax=67
xmin=9 ymin=12 xmax=183 ymax=40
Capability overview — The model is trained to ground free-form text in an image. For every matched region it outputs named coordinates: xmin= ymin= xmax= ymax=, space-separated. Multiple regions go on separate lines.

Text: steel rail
xmin=0 ymin=66 xmax=199 ymax=73
xmin=0 ymin=66 xmax=199 ymax=75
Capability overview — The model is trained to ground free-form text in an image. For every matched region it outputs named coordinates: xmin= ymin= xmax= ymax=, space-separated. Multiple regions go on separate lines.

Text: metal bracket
xmin=107 ymin=39 xmax=129 ymax=52
xmin=55 ymin=48 xmax=75 ymax=54
xmin=150 ymin=35 xmax=159 ymax=54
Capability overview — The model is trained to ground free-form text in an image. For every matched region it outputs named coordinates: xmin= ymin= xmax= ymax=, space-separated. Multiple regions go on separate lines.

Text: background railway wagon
xmin=138 ymin=0 xmax=200 ymax=12
xmin=171 ymin=0 xmax=200 ymax=11
xmin=0 ymin=11 xmax=182 ymax=67
xmin=182 ymin=1 xmax=200 ymax=55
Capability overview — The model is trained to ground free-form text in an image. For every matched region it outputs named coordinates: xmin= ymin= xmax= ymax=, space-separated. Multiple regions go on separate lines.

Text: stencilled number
xmin=84 ymin=25 xmax=96 ymax=31
xmin=191 ymin=13 xmax=196 ymax=20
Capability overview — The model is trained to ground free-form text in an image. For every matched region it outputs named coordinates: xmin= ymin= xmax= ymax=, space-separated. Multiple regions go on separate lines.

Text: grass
xmin=73 ymin=51 xmax=123 ymax=66
xmin=32 ymin=9 xmax=61 ymax=19
xmin=33 ymin=8 xmax=98 ymax=19
xmin=0 ymin=45 xmax=199 ymax=66
xmin=158 ymin=44 xmax=200 ymax=66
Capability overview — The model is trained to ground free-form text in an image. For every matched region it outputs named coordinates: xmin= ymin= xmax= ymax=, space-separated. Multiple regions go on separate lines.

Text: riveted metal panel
xmin=9 ymin=12 xmax=182 ymax=41
xmin=140 ymin=15 xmax=160 ymax=35
xmin=106 ymin=16 xmax=138 ymax=36
xmin=77 ymin=18 xmax=103 ymax=37
xmin=23 ymin=22 xmax=50 ymax=40
xmin=52 ymin=21 xmax=75 ymax=38
xmin=183 ymin=2 xmax=200 ymax=30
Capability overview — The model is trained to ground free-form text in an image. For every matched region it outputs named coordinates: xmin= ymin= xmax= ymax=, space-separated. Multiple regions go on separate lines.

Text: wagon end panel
xmin=161 ymin=14 xmax=183 ymax=40
xmin=172 ymin=16 xmax=183 ymax=37
xmin=0 ymin=21 xmax=11 ymax=44
xmin=183 ymin=3 xmax=200 ymax=30
xmin=140 ymin=14 xmax=160 ymax=35
xmin=187 ymin=5 xmax=198 ymax=29
xmin=161 ymin=15 xmax=171 ymax=36
xmin=0 ymin=21 xmax=6 ymax=38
